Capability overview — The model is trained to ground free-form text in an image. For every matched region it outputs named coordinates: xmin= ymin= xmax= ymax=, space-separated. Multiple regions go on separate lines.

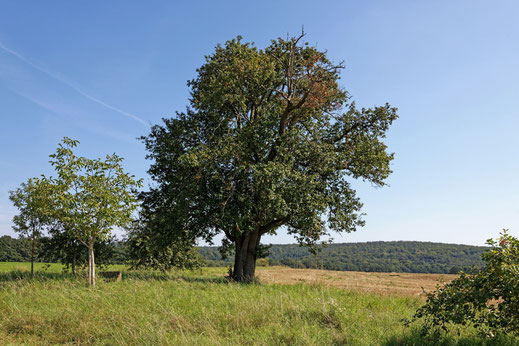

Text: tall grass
xmin=0 ymin=264 xmax=517 ymax=345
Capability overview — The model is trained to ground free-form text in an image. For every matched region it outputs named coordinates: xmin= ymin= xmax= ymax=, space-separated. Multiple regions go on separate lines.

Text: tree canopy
xmin=141 ymin=33 xmax=398 ymax=282
xmin=8 ymin=177 xmax=52 ymax=275
xmin=45 ymin=137 xmax=142 ymax=286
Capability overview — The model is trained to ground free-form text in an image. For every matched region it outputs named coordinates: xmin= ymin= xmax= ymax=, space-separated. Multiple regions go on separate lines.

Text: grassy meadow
xmin=0 ymin=263 xmax=517 ymax=345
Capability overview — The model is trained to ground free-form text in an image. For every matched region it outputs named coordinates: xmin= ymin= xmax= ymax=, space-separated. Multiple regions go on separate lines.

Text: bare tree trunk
xmin=30 ymin=230 xmax=35 ymax=278
xmin=72 ymin=246 xmax=76 ymax=275
xmin=88 ymin=245 xmax=91 ymax=285
xmin=88 ymin=244 xmax=96 ymax=287
xmin=91 ymin=246 xmax=95 ymax=287
xmin=232 ymin=228 xmax=260 ymax=283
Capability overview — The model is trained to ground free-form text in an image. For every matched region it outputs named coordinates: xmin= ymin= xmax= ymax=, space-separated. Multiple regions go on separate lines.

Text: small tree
xmin=47 ymin=137 xmax=142 ymax=286
xmin=410 ymin=231 xmax=519 ymax=337
xmin=8 ymin=177 xmax=52 ymax=276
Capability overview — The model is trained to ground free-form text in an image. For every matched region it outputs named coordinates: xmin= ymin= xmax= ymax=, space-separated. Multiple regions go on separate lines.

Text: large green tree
xmin=47 ymin=138 xmax=142 ymax=286
xmin=142 ymin=34 xmax=398 ymax=282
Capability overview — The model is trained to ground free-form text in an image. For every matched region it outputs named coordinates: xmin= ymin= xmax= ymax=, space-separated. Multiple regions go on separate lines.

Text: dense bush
xmin=410 ymin=231 xmax=519 ymax=337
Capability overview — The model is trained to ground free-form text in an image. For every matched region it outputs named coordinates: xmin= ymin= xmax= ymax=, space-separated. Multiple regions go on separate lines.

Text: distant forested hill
xmin=199 ymin=241 xmax=486 ymax=274
xmin=0 ymin=235 xmax=34 ymax=262
xmin=1 ymin=235 xmax=486 ymax=274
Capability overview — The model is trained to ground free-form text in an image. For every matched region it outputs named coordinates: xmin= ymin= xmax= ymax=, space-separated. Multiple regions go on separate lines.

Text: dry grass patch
xmin=256 ymin=267 xmax=457 ymax=296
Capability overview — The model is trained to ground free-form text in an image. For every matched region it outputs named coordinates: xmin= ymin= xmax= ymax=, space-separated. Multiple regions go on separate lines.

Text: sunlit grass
xmin=0 ymin=263 xmax=517 ymax=345
xmin=0 ymin=261 xmax=127 ymax=273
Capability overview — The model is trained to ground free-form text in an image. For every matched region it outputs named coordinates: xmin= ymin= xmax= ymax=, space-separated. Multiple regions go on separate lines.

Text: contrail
xmin=0 ymin=41 xmax=149 ymax=127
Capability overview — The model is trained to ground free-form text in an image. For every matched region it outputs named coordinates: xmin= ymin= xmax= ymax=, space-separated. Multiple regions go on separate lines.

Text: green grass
xmin=0 ymin=261 xmax=127 ymax=273
xmin=0 ymin=263 xmax=517 ymax=345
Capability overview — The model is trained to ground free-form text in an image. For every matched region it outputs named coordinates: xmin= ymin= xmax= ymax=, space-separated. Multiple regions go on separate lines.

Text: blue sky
xmin=1 ymin=1 xmax=518 ymax=246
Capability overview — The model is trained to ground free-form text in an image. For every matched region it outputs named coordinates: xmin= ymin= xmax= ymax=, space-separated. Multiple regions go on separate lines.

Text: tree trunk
xmin=231 ymin=228 xmax=260 ymax=282
xmin=30 ymin=230 xmax=35 ymax=278
xmin=72 ymin=250 xmax=76 ymax=275
xmin=88 ymin=245 xmax=91 ymax=285
xmin=91 ymin=246 xmax=95 ymax=287
xmin=88 ymin=244 xmax=96 ymax=287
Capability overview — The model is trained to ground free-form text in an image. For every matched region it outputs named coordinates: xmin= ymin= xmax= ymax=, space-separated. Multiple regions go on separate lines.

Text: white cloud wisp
xmin=0 ymin=41 xmax=149 ymax=127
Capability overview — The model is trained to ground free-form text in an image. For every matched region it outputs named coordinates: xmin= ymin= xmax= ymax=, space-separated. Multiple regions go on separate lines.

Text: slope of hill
xmin=199 ymin=241 xmax=486 ymax=274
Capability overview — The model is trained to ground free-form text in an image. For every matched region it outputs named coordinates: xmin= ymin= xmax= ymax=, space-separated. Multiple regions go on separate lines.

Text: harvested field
xmin=256 ymin=267 xmax=457 ymax=297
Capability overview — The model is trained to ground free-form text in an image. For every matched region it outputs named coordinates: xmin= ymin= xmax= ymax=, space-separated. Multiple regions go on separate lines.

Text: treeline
xmin=199 ymin=241 xmax=486 ymax=274
xmin=0 ymin=235 xmax=127 ymax=267
xmin=0 ymin=236 xmax=34 ymax=262
xmin=1 ymin=235 xmax=485 ymax=274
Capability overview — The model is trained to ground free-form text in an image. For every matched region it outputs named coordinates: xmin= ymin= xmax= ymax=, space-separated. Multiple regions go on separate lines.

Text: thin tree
xmin=9 ymin=177 xmax=52 ymax=276
xmin=47 ymin=137 xmax=142 ymax=286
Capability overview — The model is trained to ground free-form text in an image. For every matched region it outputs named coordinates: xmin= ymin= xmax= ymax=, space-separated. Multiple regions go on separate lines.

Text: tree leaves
xmin=411 ymin=231 xmax=519 ymax=337
xmin=46 ymin=138 xmax=142 ymax=248
xmin=142 ymin=34 xmax=397 ymax=268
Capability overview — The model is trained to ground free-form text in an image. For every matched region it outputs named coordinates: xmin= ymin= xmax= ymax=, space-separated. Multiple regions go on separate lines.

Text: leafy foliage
xmin=0 ymin=235 xmax=128 ymax=266
xmin=141 ymin=33 xmax=398 ymax=281
xmin=8 ymin=178 xmax=52 ymax=238
xmin=126 ymin=210 xmax=201 ymax=271
xmin=47 ymin=138 xmax=142 ymax=248
xmin=410 ymin=231 xmax=519 ymax=337
xmin=43 ymin=137 xmax=141 ymax=285
xmin=40 ymin=230 xmax=121 ymax=273
xmin=0 ymin=236 xmax=37 ymax=262
xmin=8 ymin=177 xmax=54 ymax=274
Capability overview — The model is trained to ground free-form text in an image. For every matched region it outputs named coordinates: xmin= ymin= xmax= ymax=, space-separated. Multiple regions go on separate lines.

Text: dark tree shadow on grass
xmin=178 ymin=275 xmax=229 ymax=284
xmin=0 ymin=269 xmax=231 ymax=285
xmin=0 ymin=270 xmax=77 ymax=283
xmin=383 ymin=328 xmax=519 ymax=346
xmin=114 ymin=270 xmax=230 ymax=284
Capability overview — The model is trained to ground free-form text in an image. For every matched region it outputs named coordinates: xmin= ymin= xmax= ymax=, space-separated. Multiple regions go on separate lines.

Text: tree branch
xmin=259 ymin=216 xmax=289 ymax=235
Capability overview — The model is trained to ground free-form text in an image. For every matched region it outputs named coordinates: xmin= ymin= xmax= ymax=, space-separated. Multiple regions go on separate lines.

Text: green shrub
xmin=409 ymin=230 xmax=519 ymax=337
